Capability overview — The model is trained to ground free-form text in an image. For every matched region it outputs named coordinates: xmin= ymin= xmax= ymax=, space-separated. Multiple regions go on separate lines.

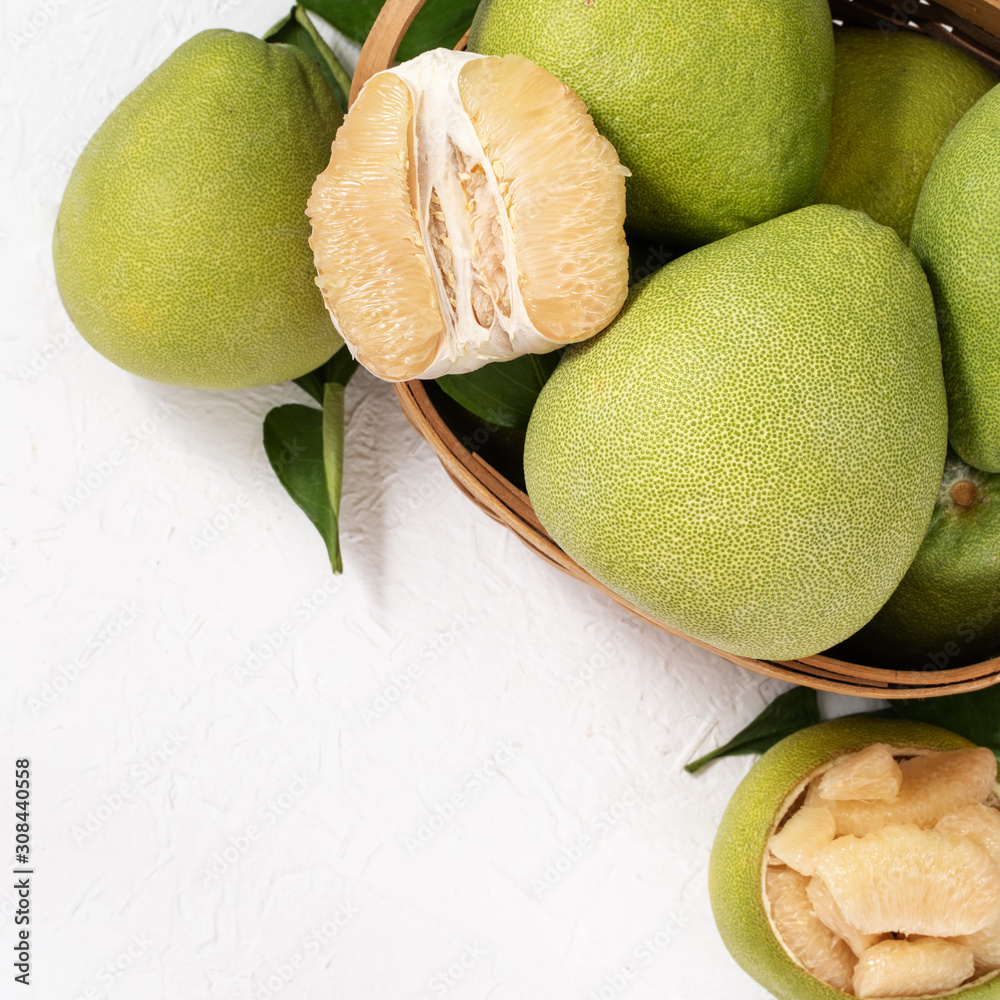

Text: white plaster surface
xmin=0 ymin=3 xmax=881 ymax=998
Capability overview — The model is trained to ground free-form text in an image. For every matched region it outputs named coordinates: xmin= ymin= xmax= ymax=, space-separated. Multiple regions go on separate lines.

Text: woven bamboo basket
xmin=350 ymin=0 xmax=1000 ymax=697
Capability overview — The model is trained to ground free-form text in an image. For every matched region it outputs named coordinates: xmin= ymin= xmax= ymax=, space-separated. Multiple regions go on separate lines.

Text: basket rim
xmin=395 ymin=382 xmax=1000 ymax=700
xmin=355 ymin=0 xmax=1000 ymax=698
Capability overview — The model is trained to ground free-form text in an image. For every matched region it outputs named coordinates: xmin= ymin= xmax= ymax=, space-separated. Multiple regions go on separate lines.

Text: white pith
xmin=361 ymin=49 xmax=565 ymax=380
xmin=762 ymin=746 xmax=1000 ymax=997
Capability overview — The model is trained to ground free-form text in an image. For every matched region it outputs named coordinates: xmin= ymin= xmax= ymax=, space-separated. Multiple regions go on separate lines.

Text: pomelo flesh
xmin=306 ymin=49 xmax=628 ymax=381
xmin=805 ymin=747 xmax=999 ymax=837
xmin=853 ymin=938 xmax=976 ymax=998
xmin=815 ymin=743 xmax=902 ymax=803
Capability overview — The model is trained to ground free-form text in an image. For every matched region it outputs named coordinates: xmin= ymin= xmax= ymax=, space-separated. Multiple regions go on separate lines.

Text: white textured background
xmin=1 ymin=2 xmax=879 ymax=998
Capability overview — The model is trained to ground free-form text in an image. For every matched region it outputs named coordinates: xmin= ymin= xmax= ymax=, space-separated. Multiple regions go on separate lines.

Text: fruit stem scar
xmin=950 ymin=480 xmax=978 ymax=508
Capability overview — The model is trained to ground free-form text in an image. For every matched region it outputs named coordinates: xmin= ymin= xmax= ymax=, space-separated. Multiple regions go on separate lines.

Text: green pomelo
xmin=709 ymin=717 xmax=999 ymax=1000
xmin=468 ymin=0 xmax=834 ymax=247
xmin=523 ymin=204 xmax=947 ymax=661
xmin=911 ymin=83 xmax=1000 ymax=472
xmin=815 ymin=28 xmax=996 ymax=243
xmin=53 ymin=29 xmax=344 ymax=389
xmin=837 ymin=450 xmax=1000 ymax=670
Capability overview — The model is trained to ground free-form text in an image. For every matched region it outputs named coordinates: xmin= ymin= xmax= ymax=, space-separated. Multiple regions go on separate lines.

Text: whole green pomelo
xmin=710 ymin=717 xmax=989 ymax=1000
xmin=468 ymin=0 xmax=834 ymax=247
xmin=52 ymin=29 xmax=344 ymax=389
xmin=814 ymin=28 xmax=996 ymax=243
xmin=836 ymin=450 xmax=1000 ymax=670
xmin=524 ymin=204 xmax=947 ymax=661
xmin=911 ymin=83 xmax=1000 ymax=472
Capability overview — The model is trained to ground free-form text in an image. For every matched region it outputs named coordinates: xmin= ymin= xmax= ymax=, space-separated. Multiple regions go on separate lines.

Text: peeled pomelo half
xmin=806 ymin=747 xmax=998 ymax=836
xmin=710 ymin=717 xmax=1000 ymax=1000
xmin=307 ymin=48 xmax=629 ymax=381
xmin=853 ymin=938 xmax=975 ymax=998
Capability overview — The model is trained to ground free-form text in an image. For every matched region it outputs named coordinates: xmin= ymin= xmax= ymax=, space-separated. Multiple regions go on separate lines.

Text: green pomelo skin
xmin=524 ymin=204 xmax=947 ymax=662
xmin=709 ymin=717 xmax=1000 ymax=1000
xmin=815 ymin=28 xmax=996 ymax=243
xmin=838 ymin=450 xmax=1000 ymax=670
xmin=468 ymin=0 xmax=834 ymax=247
xmin=911 ymin=83 xmax=1000 ymax=473
xmin=53 ymin=29 xmax=344 ymax=390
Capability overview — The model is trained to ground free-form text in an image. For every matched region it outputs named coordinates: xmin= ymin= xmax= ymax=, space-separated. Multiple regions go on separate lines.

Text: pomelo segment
xmin=307 ymin=72 xmax=443 ymax=381
xmin=307 ymin=48 xmax=628 ymax=381
xmin=457 ymin=55 xmax=628 ymax=343
xmin=816 ymin=744 xmax=902 ymax=803
xmin=765 ymin=865 xmax=856 ymax=993
xmin=807 ymin=876 xmax=884 ymax=958
xmin=950 ymin=916 xmax=1000 ymax=973
xmin=807 ymin=748 xmax=998 ymax=836
xmin=769 ymin=806 xmax=837 ymax=876
xmin=937 ymin=806 xmax=1000 ymax=868
xmin=813 ymin=824 xmax=1000 ymax=937
xmin=852 ymin=938 xmax=975 ymax=998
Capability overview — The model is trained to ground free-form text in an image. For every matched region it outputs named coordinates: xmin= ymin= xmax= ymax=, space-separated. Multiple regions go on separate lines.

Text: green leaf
xmin=300 ymin=0 xmax=479 ymax=63
xmin=269 ymin=346 xmax=356 ymax=572
xmin=264 ymin=4 xmax=351 ymax=111
xmin=685 ymin=687 xmax=821 ymax=773
xmin=896 ymin=686 xmax=1000 ymax=762
xmin=294 ymin=343 xmax=359 ymax=404
xmin=436 ymin=352 xmax=561 ymax=430
xmin=684 ymin=680 xmax=1000 ymax=777
xmin=264 ymin=404 xmax=343 ymax=572
xmin=264 ymin=405 xmax=338 ymax=569
xmin=322 ymin=381 xmax=347 ymax=562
